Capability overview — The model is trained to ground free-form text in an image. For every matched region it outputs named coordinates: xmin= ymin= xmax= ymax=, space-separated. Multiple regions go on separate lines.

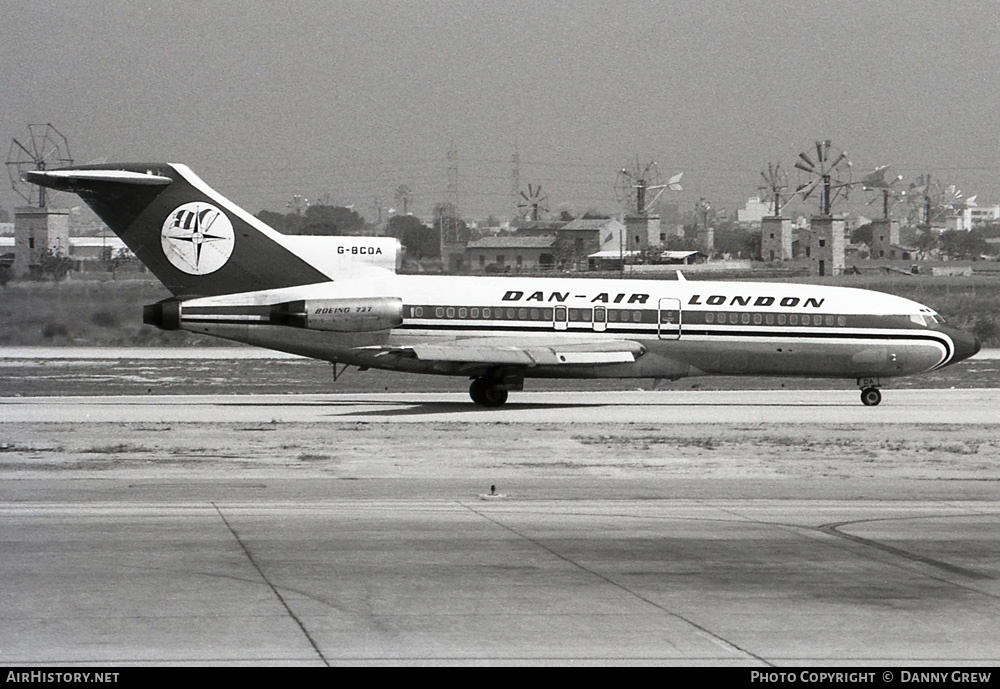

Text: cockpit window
xmin=909 ymin=314 xmax=928 ymax=327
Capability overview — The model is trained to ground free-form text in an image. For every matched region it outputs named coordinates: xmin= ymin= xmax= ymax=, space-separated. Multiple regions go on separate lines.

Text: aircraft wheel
xmin=860 ymin=387 xmax=882 ymax=407
xmin=470 ymin=378 xmax=508 ymax=407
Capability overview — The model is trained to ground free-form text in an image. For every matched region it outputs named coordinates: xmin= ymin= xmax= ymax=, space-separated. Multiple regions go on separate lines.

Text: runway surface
xmin=2 ymin=488 xmax=999 ymax=666
xmin=4 ymin=388 xmax=1000 ymax=424
xmin=3 ymin=389 xmax=1000 ymax=666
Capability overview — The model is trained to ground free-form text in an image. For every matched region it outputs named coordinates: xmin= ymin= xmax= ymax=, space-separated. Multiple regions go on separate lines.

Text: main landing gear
xmin=860 ymin=386 xmax=882 ymax=407
xmin=469 ymin=378 xmax=508 ymax=407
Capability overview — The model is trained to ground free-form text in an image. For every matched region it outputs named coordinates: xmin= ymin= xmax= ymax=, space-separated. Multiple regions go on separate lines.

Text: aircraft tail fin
xmin=27 ymin=163 xmax=349 ymax=297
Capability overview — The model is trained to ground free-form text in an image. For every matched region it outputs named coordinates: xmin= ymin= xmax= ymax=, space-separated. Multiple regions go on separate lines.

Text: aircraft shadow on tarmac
xmin=201 ymin=397 xmax=854 ymax=416
xmin=330 ymin=401 xmax=587 ymax=417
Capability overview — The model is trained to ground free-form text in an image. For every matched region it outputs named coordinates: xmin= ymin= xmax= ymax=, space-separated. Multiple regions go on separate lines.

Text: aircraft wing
xmin=360 ymin=338 xmax=646 ymax=366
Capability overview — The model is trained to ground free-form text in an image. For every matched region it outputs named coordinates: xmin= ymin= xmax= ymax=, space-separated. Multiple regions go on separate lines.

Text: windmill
xmin=793 ymin=140 xmax=852 ymax=216
xmin=518 ymin=183 xmax=548 ymax=221
xmin=6 ymin=123 xmax=73 ymax=208
xmin=860 ymin=165 xmax=904 ymax=220
xmin=902 ymin=174 xmax=966 ymax=227
xmin=614 ymin=158 xmax=682 ymax=217
xmin=758 ymin=163 xmax=789 ymax=216
xmin=394 ymin=184 xmax=412 ymax=215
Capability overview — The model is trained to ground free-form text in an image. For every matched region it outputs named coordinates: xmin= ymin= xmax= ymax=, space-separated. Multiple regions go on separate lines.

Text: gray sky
xmin=3 ymin=0 xmax=999 ymax=222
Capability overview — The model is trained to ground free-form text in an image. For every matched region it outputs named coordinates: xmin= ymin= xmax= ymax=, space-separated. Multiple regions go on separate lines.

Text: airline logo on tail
xmin=160 ymin=202 xmax=235 ymax=275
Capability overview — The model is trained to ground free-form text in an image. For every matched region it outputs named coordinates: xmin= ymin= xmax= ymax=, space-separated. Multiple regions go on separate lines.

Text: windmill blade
xmin=794 ymin=157 xmax=815 ymax=174
xmin=667 ymin=172 xmax=683 ymax=191
xmin=860 ymin=165 xmax=891 ymax=189
xmin=828 ymin=150 xmax=848 ymax=170
xmin=815 ymin=140 xmax=829 ymax=165
xmin=796 ymin=180 xmax=818 ymax=201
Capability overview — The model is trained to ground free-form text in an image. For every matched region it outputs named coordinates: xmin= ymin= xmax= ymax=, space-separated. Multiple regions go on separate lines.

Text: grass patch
xmin=3 ymin=272 xmax=1000 ymax=346
xmin=297 ymin=453 xmax=333 ymax=462
xmin=82 ymin=443 xmax=150 ymax=454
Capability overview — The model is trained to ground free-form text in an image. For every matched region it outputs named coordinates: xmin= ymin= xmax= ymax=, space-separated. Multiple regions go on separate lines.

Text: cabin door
xmin=658 ymin=298 xmax=681 ymax=340
xmin=553 ymin=305 xmax=568 ymax=331
xmin=592 ymin=305 xmax=607 ymax=332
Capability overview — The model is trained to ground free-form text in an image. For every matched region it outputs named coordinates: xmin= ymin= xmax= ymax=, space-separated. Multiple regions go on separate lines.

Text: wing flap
xmin=366 ymin=339 xmax=645 ymax=366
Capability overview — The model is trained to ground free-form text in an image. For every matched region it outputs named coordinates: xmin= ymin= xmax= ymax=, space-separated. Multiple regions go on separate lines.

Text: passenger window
xmin=741 ymin=313 xmax=750 ymax=325
xmin=414 ymin=306 xmax=423 ymax=318
xmin=471 ymin=308 xmax=479 ymax=319
xmin=506 ymin=308 xmax=515 ymax=319
xmin=633 ymin=311 xmax=642 ymax=323
xmin=435 ymin=307 xmax=444 ymax=318
xmin=790 ymin=314 xmax=798 ymax=325
xmin=459 ymin=308 xmax=467 ymax=319
xmin=825 ymin=315 xmax=834 ymax=326
xmin=837 ymin=315 xmax=846 ymax=326
xmin=706 ymin=313 xmax=714 ymax=324
xmin=753 ymin=314 xmax=762 ymax=325
xmin=518 ymin=308 xmax=527 ymax=320
xmin=446 ymin=307 xmax=455 ymax=318
xmin=483 ymin=308 xmax=491 ymax=318
xmin=765 ymin=314 xmax=774 ymax=325
xmin=530 ymin=308 xmax=539 ymax=320
xmin=729 ymin=313 xmax=738 ymax=324
xmin=594 ymin=306 xmax=606 ymax=323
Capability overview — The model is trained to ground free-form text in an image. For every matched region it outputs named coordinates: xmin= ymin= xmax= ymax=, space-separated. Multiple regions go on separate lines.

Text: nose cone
xmin=947 ymin=327 xmax=981 ymax=364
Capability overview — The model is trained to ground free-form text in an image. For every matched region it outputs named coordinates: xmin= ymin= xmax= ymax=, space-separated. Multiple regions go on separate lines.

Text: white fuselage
xmin=174 ymin=271 xmax=966 ymax=383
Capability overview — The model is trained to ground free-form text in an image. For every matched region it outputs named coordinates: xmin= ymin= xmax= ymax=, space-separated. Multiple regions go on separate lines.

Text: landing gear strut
xmin=860 ymin=387 xmax=882 ymax=406
xmin=469 ymin=378 xmax=509 ymax=407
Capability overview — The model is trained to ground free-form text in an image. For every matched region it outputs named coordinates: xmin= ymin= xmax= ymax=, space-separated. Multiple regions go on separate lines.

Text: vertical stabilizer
xmin=27 ymin=164 xmax=330 ymax=297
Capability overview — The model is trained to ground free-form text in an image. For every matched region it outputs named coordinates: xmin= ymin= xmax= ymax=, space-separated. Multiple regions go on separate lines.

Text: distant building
xmin=13 ymin=207 xmax=69 ymax=277
xmin=738 ymin=197 xmax=770 ymax=226
xmin=623 ymin=215 xmax=660 ymax=251
xmin=66 ymin=236 xmax=129 ymax=261
xmin=808 ymin=216 xmax=846 ymax=276
xmin=466 ymin=235 xmax=557 ymax=272
xmin=949 ymin=204 xmax=1000 ymax=231
xmin=761 ymin=216 xmax=794 ymax=262
xmin=517 ymin=217 xmax=625 ymax=270
xmin=587 ymin=249 xmax=640 ymax=271
xmin=868 ymin=219 xmax=900 ymax=259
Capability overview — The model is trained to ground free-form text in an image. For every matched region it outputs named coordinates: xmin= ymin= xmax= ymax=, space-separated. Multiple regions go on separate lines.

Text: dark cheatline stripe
xmin=394 ymin=322 xmax=954 ymax=363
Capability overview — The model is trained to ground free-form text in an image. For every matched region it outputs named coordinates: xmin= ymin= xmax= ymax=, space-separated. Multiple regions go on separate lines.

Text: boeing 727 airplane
xmin=28 ymin=163 xmax=980 ymax=406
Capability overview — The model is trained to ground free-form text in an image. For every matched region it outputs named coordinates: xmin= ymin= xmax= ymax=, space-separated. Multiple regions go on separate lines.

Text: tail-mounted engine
xmin=144 ymin=296 xmax=403 ymax=333
xmin=271 ymin=297 xmax=403 ymax=332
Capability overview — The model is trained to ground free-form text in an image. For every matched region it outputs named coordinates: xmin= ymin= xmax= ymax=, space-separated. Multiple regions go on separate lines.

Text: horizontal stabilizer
xmin=26 ymin=168 xmax=173 ymax=189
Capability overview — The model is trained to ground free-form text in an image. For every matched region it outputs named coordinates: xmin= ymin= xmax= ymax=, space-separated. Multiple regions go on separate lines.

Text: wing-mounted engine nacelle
xmin=271 ymin=297 xmax=404 ymax=332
